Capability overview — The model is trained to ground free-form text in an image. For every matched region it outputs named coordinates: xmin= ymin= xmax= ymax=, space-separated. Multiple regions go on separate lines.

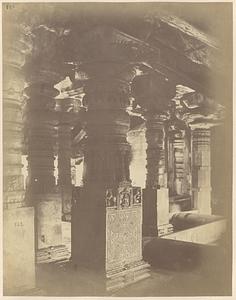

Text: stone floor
xmin=30 ymin=236 xmax=231 ymax=297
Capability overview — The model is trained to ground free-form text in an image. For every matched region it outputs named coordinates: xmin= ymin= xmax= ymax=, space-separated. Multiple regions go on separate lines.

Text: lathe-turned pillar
xmin=25 ymin=85 xmax=63 ymax=251
xmin=72 ymin=63 xmax=150 ymax=291
xmin=132 ymin=73 xmax=176 ymax=236
xmin=3 ymin=19 xmax=35 ymax=294
xmin=58 ymin=111 xmax=73 ymax=220
xmin=24 ymin=25 xmax=68 ymax=261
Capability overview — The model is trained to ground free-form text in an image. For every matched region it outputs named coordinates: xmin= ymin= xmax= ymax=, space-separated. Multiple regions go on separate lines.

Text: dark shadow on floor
xmin=22 ymin=237 xmax=231 ymax=297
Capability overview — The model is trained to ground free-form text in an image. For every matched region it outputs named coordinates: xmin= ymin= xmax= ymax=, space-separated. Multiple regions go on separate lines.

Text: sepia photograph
xmin=1 ymin=1 xmax=234 ymax=298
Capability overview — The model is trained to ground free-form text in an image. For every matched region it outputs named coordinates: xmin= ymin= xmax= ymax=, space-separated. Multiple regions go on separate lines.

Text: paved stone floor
xmin=32 ymin=237 xmax=231 ymax=297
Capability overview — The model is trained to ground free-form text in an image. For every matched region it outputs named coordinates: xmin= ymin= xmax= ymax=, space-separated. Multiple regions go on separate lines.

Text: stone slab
xmin=162 ymin=219 xmax=226 ymax=244
xmin=36 ymin=196 xmax=62 ymax=249
xmin=3 ymin=206 xmax=35 ymax=295
xmin=156 ymin=188 xmax=169 ymax=226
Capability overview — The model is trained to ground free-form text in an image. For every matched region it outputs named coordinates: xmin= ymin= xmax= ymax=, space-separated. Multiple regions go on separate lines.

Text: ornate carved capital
xmin=177 ymin=91 xmax=225 ymax=129
xmin=72 ymin=63 xmax=139 ymax=112
xmin=132 ymin=72 xmax=176 ymax=113
xmin=84 ymin=78 xmax=131 ymax=111
xmin=23 ymin=25 xmax=67 ymax=89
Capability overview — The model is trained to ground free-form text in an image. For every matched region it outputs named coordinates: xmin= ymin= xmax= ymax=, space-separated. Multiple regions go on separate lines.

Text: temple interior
xmin=2 ymin=2 xmax=233 ymax=297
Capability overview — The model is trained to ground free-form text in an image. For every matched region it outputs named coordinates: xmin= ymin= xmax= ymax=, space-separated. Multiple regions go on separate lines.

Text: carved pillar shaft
xmin=132 ymin=73 xmax=176 ymax=237
xmin=25 ymin=82 xmax=64 ymax=250
xmin=172 ymin=133 xmax=185 ymax=195
xmin=83 ymin=109 xmax=132 ymax=187
xmin=22 ymin=25 xmax=72 ymax=259
xmin=58 ymin=120 xmax=72 ymax=216
xmin=25 ymin=84 xmax=58 ymax=194
xmin=191 ymin=128 xmax=212 ymax=214
xmin=145 ymin=113 xmax=167 ymax=189
xmin=143 ymin=113 xmax=173 ymax=236
xmin=3 ymin=58 xmax=26 ymax=209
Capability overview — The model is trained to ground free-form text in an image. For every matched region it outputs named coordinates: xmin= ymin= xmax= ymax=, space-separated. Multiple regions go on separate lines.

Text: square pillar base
xmin=35 ymin=194 xmax=62 ymax=249
xmin=157 ymin=223 xmax=174 ymax=237
xmin=3 ymin=206 xmax=35 ymax=295
xmin=193 ymin=188 xmax=212 ymax=215
xmin=106 ymin=260 xmax=150 ymax=292
xmin=72 ymin=185 xmax=150 ymax=292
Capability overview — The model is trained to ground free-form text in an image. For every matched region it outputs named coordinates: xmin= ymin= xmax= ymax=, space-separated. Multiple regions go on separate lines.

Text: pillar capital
xmin=178 ymin=91 xmax=225 ymax=130
xmin=23 ymin=25 xmax=67 ymax=93
xmin=74 ymin=64 xmax=139 ymax=112
xmin=132 ymin=72 xmax=176 ymax=114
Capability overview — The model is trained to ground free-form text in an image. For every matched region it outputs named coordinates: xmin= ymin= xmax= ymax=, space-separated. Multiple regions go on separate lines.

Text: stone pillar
xmin=3 ymin=20 xmax=35 ymax=294
xmin=58 ymin=113 xmax=73 ymax=220
xmin=72 ymin=64 xmax=150 ymax=291
xmin=25 ymin=92 xmax=63 ymax=251
xmin=132 ymin=73 xmax=176 ymax=237
xmin=180 ymin=91 xmax=224 ymax=215
xmin=24 ymin=25 xmax=68 ymax=261
xmin=170 ymin=130 xmax=185 ymax=195
xmin=191 ymin=126 xmax=212 ymax=214
xmin=144 ymin=113 xmax=173 ymax=236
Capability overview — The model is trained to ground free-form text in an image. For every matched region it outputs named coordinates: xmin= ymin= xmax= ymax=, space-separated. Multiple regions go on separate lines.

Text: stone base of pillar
xmin=157 ymin=223 xmax=174 ymax=236
xmin=35 ymin=194 xmax=62 ymax=249
xmin=3 ymin=206 xmax=35 ymax=295
xmin=106 ymin=260 xmax=150 ymax=292
xmin=36 ymin=244 xmax=70 ymax=264
xmin=72 ymin=185 xmax=150 ymax=292
xmin=192 ymin=188 xmax=212 ymax=215
xmin=143 ymin=188 xmax=173 ymax=236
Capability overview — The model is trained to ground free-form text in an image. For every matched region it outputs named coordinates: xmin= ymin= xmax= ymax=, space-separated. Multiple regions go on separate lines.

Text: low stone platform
xmin=37 ymin=245 xmax=70 ymax=264
xmin=165 ymin=215 xmax=226 ymax=245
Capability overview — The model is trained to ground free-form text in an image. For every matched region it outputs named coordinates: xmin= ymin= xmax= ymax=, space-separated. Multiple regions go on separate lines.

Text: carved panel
xmin=118 ymin=185 xmax=132 ymax=208
xmin=106 ymin=207 xmax=142 ymax=271
xmin=105 ymin=188 xmax=117 ymax=208
xmin=3 ymin=175 xmax=24 ymax=192
xmin=106 ymin=186 xmax=142 ymax=209
xmin=133 ymin=187 xmax=142 ymax=205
